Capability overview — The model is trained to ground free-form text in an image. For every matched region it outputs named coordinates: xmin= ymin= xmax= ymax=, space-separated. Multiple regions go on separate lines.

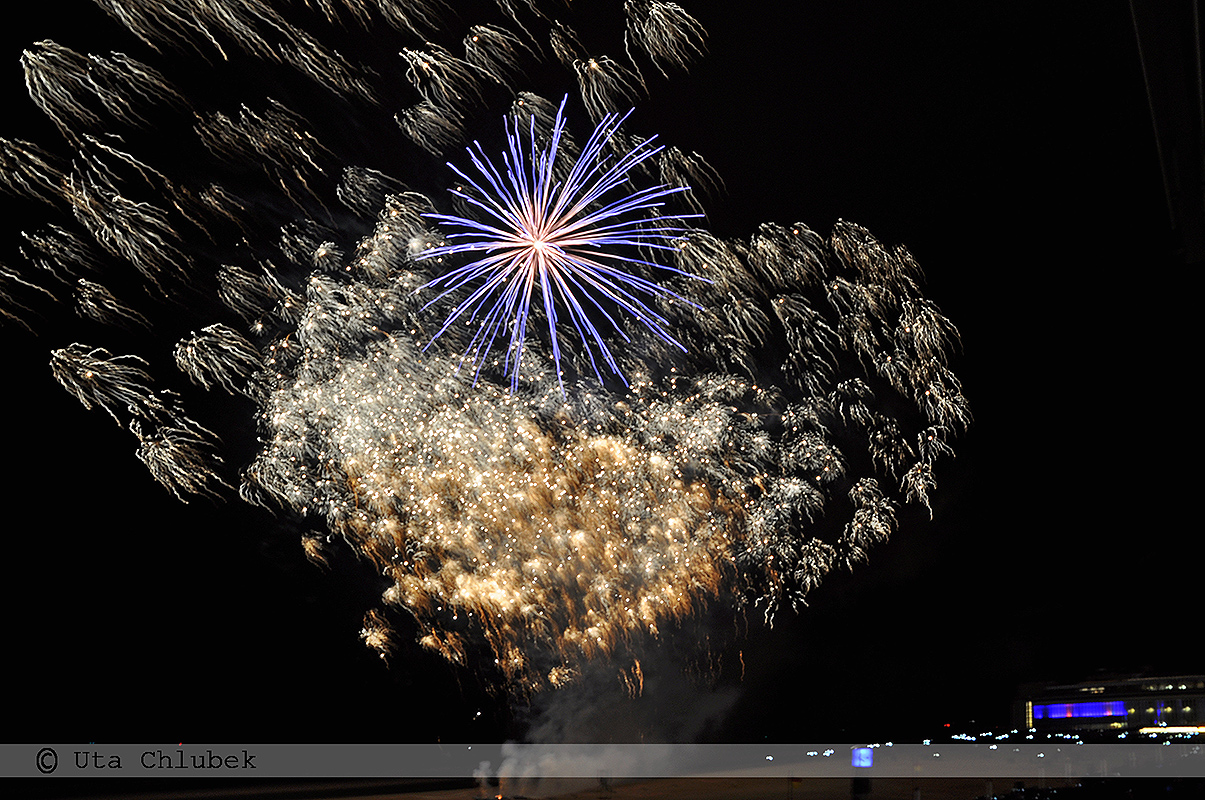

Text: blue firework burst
xmin=416 ymin=96 xmax=705 ymax=393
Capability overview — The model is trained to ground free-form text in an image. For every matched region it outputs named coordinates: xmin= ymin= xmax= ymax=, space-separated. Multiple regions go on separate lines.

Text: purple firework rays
xmin=417 ymin=96 xmax=705 ymax=392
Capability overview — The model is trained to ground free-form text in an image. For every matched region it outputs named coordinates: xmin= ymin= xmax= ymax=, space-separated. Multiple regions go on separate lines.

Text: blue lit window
xmin=1033 ymin=701 xmax=1127 ymax=719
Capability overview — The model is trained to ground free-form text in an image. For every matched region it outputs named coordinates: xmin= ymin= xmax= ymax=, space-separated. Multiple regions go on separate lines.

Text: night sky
xmin=2 ymin=0 xmax=1199 ymax=748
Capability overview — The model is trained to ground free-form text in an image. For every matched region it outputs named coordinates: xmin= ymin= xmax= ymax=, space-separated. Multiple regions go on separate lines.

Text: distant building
xmin=1014 ymin=674 xmax=1205 ymax=734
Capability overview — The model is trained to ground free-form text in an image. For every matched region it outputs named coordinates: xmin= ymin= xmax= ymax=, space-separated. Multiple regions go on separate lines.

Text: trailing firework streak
xmin=1 ymin=0 xmax=968 ymax=693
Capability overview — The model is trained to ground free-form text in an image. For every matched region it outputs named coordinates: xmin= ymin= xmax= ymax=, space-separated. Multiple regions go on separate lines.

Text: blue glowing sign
xmin=1033 ymin=701 xmax=1127 ymax=719
xmin=852 ymin=748 xmax=873 ymax=768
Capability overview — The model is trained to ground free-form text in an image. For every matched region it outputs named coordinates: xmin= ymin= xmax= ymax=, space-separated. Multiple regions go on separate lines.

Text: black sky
xmin=2 ymin=0 xmax=1200 ymax=747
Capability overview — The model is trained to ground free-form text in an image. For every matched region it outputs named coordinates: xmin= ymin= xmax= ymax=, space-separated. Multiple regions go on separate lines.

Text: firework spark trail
xmin=89 ymin=0 xmax=377 ymax=101
xmin=0 ymin=138 xmax=67 ymax=205
xmin=2 ymin=0 xmax=968 ymax=694
xmin=551 ymin=24 xmax=646 ymax=123
xmin=464 ymin=24 xmax=536 ymax=91
xmin=397 ymin=99 xmax=466 ymax=156
xmin=74 ymin=277 xmax=153 ymax=330
xmin=624 ymin=0 xmax=708 ymax=79
xmin=132 ymin=417 xmax=231 ymax=503
xmin=174 ymin=323 xmax=263 ymax=395
xmin=21 ymin=41 xmax=185 ymax=137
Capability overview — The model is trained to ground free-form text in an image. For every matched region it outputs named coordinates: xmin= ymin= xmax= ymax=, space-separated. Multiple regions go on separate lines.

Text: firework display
xmin=1 ymin=0 xmax=967 ymax=694
xmin=416 ymin=94 xmax=704 ymax=393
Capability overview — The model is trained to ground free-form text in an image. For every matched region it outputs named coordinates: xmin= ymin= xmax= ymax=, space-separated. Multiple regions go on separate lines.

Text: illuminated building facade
xmin=1014 ymin=675 xmax=1205 ymax=734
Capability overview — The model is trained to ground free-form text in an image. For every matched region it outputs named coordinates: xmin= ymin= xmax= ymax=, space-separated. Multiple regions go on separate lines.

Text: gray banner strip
xmin=7 ymin=743 xmax=1204 ymax=779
